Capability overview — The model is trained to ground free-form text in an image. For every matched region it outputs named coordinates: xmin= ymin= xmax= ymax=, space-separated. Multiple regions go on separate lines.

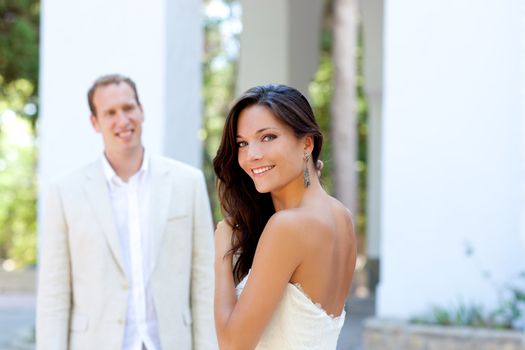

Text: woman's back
xmin=289 ymin=195 xmax=356 ymax=317
xmin=235 ymin=195 xmax=355 ymax=349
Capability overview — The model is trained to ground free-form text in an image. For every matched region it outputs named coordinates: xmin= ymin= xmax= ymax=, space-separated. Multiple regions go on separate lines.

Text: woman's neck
xmin=271 ymin=175 xmax=324 ymax=211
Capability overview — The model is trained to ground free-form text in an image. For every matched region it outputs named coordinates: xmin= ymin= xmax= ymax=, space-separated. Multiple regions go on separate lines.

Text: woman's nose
xmin=247 ymin=143 xmax=263 ymax=160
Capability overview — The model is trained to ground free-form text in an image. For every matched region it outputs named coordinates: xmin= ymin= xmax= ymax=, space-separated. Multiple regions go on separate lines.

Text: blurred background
xmin=0 ymin=0 xmax=524 ymax=349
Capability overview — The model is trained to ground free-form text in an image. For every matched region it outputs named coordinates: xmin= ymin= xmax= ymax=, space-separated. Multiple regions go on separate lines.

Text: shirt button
xmin=118 ymin=319 xmax=124 ymax=325
xmin=122 ymin=284 xmax=128 ymax=290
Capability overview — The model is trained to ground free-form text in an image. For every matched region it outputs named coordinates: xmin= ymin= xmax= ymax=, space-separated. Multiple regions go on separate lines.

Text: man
xmin=36 ymin=74 xmax=217 ymax=350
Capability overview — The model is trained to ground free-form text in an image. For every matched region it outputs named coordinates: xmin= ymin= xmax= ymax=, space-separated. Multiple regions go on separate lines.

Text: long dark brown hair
xmin=213 ymin=84 xmax=323 ymax=282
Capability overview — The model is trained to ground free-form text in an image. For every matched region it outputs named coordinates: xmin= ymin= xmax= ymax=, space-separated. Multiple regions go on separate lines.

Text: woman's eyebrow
xmin=236 ymin=127 xmax=279 ymax=138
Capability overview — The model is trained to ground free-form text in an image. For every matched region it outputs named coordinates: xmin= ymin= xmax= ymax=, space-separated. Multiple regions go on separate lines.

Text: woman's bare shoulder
xmin=262 ymin=206 xmax=331 ymax=244
xmin=327 ymin=196 xmax=355 ymax=229
xmin=272 ymin=206 xmax=332 ymax=227
xmin=255 ymin=209 xmax=321 ymax=251
xmin=262 ymin=209 xmax=308 ymax=237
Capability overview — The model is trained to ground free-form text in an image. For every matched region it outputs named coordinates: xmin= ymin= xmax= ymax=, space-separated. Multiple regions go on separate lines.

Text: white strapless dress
xmin=236 ymin=273 xmax=346 ymax=350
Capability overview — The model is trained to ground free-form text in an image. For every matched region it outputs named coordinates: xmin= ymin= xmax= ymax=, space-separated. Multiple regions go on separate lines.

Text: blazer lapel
xmin=83 ymin=161 xmax=127 ymax=278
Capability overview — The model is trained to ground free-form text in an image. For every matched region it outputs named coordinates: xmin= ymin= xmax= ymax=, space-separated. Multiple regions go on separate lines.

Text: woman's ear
xmin=303 ymin=135 xmax=314 ymax=154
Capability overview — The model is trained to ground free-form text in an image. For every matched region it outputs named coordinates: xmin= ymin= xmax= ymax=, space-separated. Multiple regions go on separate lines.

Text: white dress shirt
xmin=102 ymin=153 xmax=161 ymax=350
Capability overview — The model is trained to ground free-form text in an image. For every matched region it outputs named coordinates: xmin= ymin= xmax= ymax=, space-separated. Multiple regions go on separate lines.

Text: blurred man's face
xmin=90 ymin=82 xmax=144 ymax=156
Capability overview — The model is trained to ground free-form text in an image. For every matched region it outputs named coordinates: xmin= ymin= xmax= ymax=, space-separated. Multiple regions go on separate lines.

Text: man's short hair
xmin=87 ymin=74 xmax=141 ymax=116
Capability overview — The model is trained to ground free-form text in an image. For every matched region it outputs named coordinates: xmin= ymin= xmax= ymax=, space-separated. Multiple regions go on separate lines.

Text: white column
xmin=520 ymin=1 xmax=525 ymax=265
xmin=378 ymin=0 xmax=525 ymax=318
xmin=360 ymin=0 xmax=384 ymax=277
xmin=237 ymin=0 xmax=323 ymax=97
xmin=164 ymin=0 xmax=203 ymax=167
xmin=38 ymin=0 xmax=202 ymax=211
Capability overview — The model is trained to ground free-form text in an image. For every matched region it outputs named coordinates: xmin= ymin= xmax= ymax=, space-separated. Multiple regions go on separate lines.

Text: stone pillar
xmin=378 ymin=0 xmax=525 ymax=317
xmin=521 ymin=1 xmax=525 ymax=270
xmin=164 ymin=0 xmax=203 ymax=166
xmin=237 ymin=0 xmax=323 ymax=97
xmin=359 ymin=0 xmax=384 ymax=295
xmin=38 ymin=0 xmax=203 ymax=212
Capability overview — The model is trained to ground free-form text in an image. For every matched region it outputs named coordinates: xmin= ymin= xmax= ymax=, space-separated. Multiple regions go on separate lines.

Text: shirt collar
xmin=101 ymin=149 xmax=149 ymax=186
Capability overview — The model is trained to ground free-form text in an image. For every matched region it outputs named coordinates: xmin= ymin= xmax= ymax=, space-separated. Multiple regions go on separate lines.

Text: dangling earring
xmin=303 ymin=152 xmax=311 ymax=188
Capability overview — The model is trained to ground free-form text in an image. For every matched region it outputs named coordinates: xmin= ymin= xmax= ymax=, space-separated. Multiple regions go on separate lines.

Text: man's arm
xmin=36 ymin=183 xmax=71 ymax=350
xmin=190 ymin=172 xmax=218 ymax=350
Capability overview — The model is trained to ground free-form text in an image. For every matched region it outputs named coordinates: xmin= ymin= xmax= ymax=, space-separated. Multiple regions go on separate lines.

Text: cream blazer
xmin=36 ymin=155 xmax=217 ymax=350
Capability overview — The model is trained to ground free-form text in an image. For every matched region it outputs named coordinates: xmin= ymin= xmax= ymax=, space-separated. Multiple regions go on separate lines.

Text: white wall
xmin=38 ymin=0 xmax=202 ymax=213
xmin=520 ymin=0 xmax=525 ymax=275
xmin=378 ymin=0 xmax=525 ymax=317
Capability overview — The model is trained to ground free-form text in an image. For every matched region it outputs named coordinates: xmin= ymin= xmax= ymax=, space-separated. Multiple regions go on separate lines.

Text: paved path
xmin=0 ymin=294 xmax=374 ymax=350
xmin=0 ymin=294 xmax=35 ymax=350
xmin=338 ymin=297 xmax=375 ymax=350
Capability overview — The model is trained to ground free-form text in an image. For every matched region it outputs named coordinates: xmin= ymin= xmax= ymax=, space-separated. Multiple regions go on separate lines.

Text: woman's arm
xmin=214 ymin=220 xmax=237 ymax=349
xmin=214 ymin=212 xmax=303 ymax=350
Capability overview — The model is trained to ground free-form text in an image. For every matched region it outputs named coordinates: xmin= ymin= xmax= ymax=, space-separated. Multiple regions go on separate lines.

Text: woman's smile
xmin=252 ymin=165 xmax=275 ymax=175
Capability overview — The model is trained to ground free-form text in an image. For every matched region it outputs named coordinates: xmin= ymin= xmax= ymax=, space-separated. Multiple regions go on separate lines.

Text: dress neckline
xmin=237 ymin=272 xmax=346 ymax=321
xmin=287 ymin=282 xmax=346 ymax=320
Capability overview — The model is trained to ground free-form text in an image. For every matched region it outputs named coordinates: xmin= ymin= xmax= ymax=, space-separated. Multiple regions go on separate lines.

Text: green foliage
xmin=490 ymin=275 xmax=525 ymax=330
xmin=0 ymin=99 xmax=37 ymax=268
xmin=309 ymin=0 xmax=335 ymax=195
xmin=411 ymin=244 xmax=525 ymax=331
xmin=309 ymin=51 xmax=334 ymax=194
xmin=0 ymin=0 xmax=40 ymax=87
xmin=0 ymin=0 xmax=40 ymax=269
xmin=411 ymin=288 xmax=525 ymax=330
xmin=411 ymin=302 xmax=491 ymax=328
xmin=355 ymin=25 xmax=368 ymax=240
xmin=202 ymin=0 xmax=240 ymax=221
xmin=0 ymin=76 xmax=37 ymax=120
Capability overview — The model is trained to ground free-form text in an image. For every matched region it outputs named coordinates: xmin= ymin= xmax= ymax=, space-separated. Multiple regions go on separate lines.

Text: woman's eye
xmin=237 ymin=141 xmax=248 ymax=148
xmin=262 ymin=134 xmax=276 ymax=142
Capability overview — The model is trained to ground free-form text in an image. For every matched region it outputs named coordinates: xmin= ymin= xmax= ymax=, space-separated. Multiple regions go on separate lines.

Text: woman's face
xmin=236 ymin=104 xmax=307 ymax=194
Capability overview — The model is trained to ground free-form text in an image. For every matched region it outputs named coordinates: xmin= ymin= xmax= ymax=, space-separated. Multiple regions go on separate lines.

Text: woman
xmin=213 ymin=84 xmax=356 ymax=349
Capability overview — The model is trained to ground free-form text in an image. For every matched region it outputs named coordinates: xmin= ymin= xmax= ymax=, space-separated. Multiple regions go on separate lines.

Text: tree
xmin=0 ymin=0 xmax=40 ymax=268
xmin=331 ymin=0 xmax=359 ymax=216
xmin=202 ymin=0 xmax=241 ymax=221
xmin=0 ymin=0 xmax=40 ymax=88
